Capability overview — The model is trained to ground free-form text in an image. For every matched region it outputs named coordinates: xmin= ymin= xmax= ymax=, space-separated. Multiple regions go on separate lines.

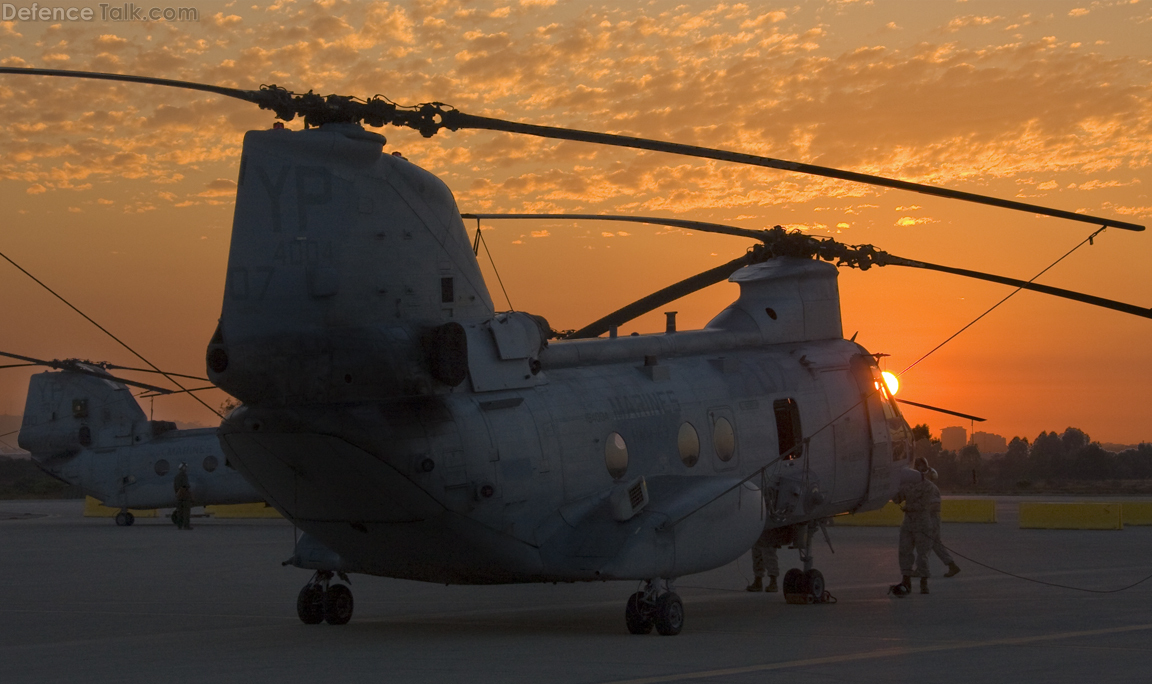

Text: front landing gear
xmin=296 ymin=571 xmax=354 ymax=625
xmin=624 ymin=579 xmax=683 ymax=636
xmin=114 ymin=510 xmax=134 ymax=526
xmin=782 ymin=521 xmax=835 ymax=604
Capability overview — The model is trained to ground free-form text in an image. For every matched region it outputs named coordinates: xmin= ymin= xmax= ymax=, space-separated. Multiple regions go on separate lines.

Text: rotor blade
xmin=566 ymin=255 xmax=751 ymax=339
xmin=0 ymin=351 xmax=174 ymax=395
xmin=461 ymin=213 xmax=771 ymax=242
xmin=882 ymin=255 xmax=1152 ymax=319
xmin=0 ymin=66 xmax=260 ymax=103
xmin=137 ymin=386 xmax=217 ymax=398
xmin=0 ymin=363 xmax=38 ymax=370
xmin=2 ymin=67 xmax=1141 ymax=232
xmin=101 ymin=363 xmax=209 ymax=382
xmin=897 ymin=399 xmax=986 ymax=422
xmin=442 ymin=112 xmax=1144 ymax=232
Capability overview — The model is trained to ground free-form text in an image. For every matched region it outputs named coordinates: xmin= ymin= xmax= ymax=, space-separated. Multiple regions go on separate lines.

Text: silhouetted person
xmin=173 ymin=462 xmax=193 ymax=530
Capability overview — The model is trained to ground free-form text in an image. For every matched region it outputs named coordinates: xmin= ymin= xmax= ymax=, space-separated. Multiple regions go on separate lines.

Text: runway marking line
xmin=601 ymin=623 xmax=1152 ymax=684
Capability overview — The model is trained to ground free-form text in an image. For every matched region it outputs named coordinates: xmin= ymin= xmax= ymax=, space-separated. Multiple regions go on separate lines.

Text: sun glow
xmin=881 ymin=371 xmax=900 ymax=395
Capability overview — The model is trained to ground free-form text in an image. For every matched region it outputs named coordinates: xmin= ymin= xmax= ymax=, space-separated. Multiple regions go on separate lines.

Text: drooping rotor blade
xmin=523 ymin=219 xmax=1148 ymax=335
xmin=881 ymin=256 xmax=1152 ymax=320
xmin=0 ymin=351 xmax=174 ymax=395
xmin=101 ymin=363 xmax=209 ymax=382
xmin=897 ymin=399 xmax=986 ymax=422
xmin=462 ymin=213 xmax=771 ymax=242
xmin=137 ymin=386 xmax=217 ymax=398
xmin=1 ymin=67 xmax=1142 ymax=232
xmin=566 ymin=254 xmax=754 ymax=339
xmin=439 ymin=114 xmax=1144 ymax=232
xmin=0 ymin=66 xmax=259 ymax=102
xmin=0 ymin=67 xmax=393 ymax=128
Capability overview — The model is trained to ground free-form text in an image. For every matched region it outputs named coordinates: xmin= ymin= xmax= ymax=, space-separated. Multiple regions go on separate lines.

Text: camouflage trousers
xmin=751 ymin=544 xmax=779 ymax=578
xmin=898 ymin=514 xmax=932 ymax=578
xmin=931 ymin=512 xmax=954 ymax=566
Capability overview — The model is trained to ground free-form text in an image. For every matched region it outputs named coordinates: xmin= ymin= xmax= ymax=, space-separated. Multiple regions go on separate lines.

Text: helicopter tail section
xmin=208 ymin=123 xmax=496 ymax=405
xmin=18 ymin=367 xmax=150 ymax=457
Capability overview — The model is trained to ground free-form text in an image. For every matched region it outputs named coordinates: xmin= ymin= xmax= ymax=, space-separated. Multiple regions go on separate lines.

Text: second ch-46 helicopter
xmin=4 ymin=352 xmax=265 ymax=526
xmin=2 ymin=67 xmax=1148 ymax=634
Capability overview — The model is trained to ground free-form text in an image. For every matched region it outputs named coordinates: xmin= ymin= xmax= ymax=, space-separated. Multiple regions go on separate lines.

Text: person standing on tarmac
xmin=891 ymin=458 xmax=936 ymax=595
xmin=924 ymin=465 xmax=961 ymax=578
xmin=746 ymin=527 xmax=792 ymax=592
xmin=173 ymin=462 xmax=194 ymax=530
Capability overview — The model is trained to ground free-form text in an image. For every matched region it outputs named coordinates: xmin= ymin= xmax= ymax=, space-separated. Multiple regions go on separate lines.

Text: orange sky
xmin=1 ymin=0 xmax=1149 ymax=444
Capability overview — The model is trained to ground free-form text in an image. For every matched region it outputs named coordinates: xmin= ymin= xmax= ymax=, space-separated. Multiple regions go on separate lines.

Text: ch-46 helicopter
xmin=2 ymin=67 xmax=1148 ymax=633
xmin=4 ymin=352 xmax=263 ymax=526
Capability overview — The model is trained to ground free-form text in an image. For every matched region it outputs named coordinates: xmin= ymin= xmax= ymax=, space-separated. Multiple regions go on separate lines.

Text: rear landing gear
xmin=624 ymin=579 xmax=683 ymax=636
xmin=114 ymin=510 xmax=134 ymax=526
xmin=296 ymin=571 xmax=354 ymax=625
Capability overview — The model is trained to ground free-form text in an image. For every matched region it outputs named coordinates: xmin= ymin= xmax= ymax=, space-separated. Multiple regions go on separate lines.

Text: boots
xmin=889 ymin=575 xmax=912 ymax=596
xmin=944 ymin=562 xmax=961 ymax=577
xmin=920 ymin=577 xmax=929 ymax=594
xmin=902 ymin=575 xmax=912 ymax=592
xmin=766 ymin=576 xmax=778 ymax=593
xmin=746 ymin=576 xmax=763 ymax=592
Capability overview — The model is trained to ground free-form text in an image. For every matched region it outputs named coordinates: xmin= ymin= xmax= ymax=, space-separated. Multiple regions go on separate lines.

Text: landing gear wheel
xmin=803 ymin=569 xmax=825 ymax=601
xmin=296 ymin=583 xmax=325 ymax=625
xmin=782 ymin=568 xmax=808 ymax=604
xmin=625 ymin=592 xmax=653 ymax=635
xmin=115 ymin=511 xmax=134 ymax=526
xmin=324 ymin=584 xmax=354 ymax=625
xmin=653 ymin=593 xmax=684 ymax=636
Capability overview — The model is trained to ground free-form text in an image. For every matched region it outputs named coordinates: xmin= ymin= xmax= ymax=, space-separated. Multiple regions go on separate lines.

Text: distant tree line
xmin=912 ymin=425 xmax=1152 ymax=491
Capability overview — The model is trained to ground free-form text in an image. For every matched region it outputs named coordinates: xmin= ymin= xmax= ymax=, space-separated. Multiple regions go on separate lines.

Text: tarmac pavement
xmin=2 ymin=498 xmax=1150 ymax=683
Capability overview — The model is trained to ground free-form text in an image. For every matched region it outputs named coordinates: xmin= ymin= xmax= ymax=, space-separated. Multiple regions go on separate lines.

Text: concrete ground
xmin=2 ymin=498 xmax=1150 ymax=684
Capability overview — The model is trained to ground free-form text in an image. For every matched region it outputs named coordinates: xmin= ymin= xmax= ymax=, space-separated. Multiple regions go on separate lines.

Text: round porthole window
xmin=713 ymin=417 xmax=736 ymax=462
xmin=604 ymin=432 xmax=629 ymax=479
xmin=155 ymin=459 xmax=170 ymax=476
xmin=203 ymin=455 xmax=218 ymax=472
xmin=678 ymin=422 xmax=700 ymax=467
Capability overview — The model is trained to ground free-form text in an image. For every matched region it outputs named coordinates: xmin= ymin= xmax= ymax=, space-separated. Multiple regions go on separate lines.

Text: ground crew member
xmin=746 ymin=527 xmax=793 ymax=592
xmin=173 ymin=462 xmax=193 ymax=530
xmin=924 ymin=466 xmax=961 ymax=577
xmin=892 ymin=458 xmax=936 ymax=594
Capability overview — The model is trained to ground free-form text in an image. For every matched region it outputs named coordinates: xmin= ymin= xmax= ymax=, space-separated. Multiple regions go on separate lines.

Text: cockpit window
xmin=870 ymin=369 xmax=903 ymax=419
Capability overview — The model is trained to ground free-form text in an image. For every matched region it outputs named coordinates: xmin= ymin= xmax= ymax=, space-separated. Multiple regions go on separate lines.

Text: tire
xmin=625 ymin=592 xmax=653 ymax=635
xmin=296 ymin=584 xmax=325 ymax=625
xmin=782 ymin=568 xmax=810 ymax=604
xmin=125 ymin=511 xmax=135 ymax=526
xmin=782 ymin=568 xmax=805 ymax=594
xmin=324 ymin=584 xmax=354 ymax=625
xmin=653 ymin=593 xmax=684 ymax=636
xmin=803 ymin=569 xmax=825 ymax=601
xmin=115 ymin=511 xmax=128 ymax=527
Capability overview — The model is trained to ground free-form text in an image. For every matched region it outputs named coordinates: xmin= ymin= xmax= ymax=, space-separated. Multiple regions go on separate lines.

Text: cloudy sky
xmin=1 ymin=0 xmax=1149 ymax=444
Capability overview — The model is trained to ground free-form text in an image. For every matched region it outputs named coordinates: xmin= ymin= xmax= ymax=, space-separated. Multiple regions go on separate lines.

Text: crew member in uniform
xmin=892 ymin=458 xmax=936 ymax=594
xmin=746 ymin=527 xmax=793 ymax=593
xmin=924 ymin=465 xmax=961 ymax=578
xmin=173 ymin=462 xmax=193 ymax=530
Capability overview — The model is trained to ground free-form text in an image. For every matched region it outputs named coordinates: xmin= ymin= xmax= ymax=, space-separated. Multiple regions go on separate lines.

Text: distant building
xmin=973 ymin=431 xmax=1008 ymax=455
xmin=940 ymin=426 xmax=967 ymax=452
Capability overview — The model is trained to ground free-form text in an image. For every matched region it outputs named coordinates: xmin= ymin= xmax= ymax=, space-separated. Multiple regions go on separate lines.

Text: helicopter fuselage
xmin=207 ymin=123 xmax=912 ymax=585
